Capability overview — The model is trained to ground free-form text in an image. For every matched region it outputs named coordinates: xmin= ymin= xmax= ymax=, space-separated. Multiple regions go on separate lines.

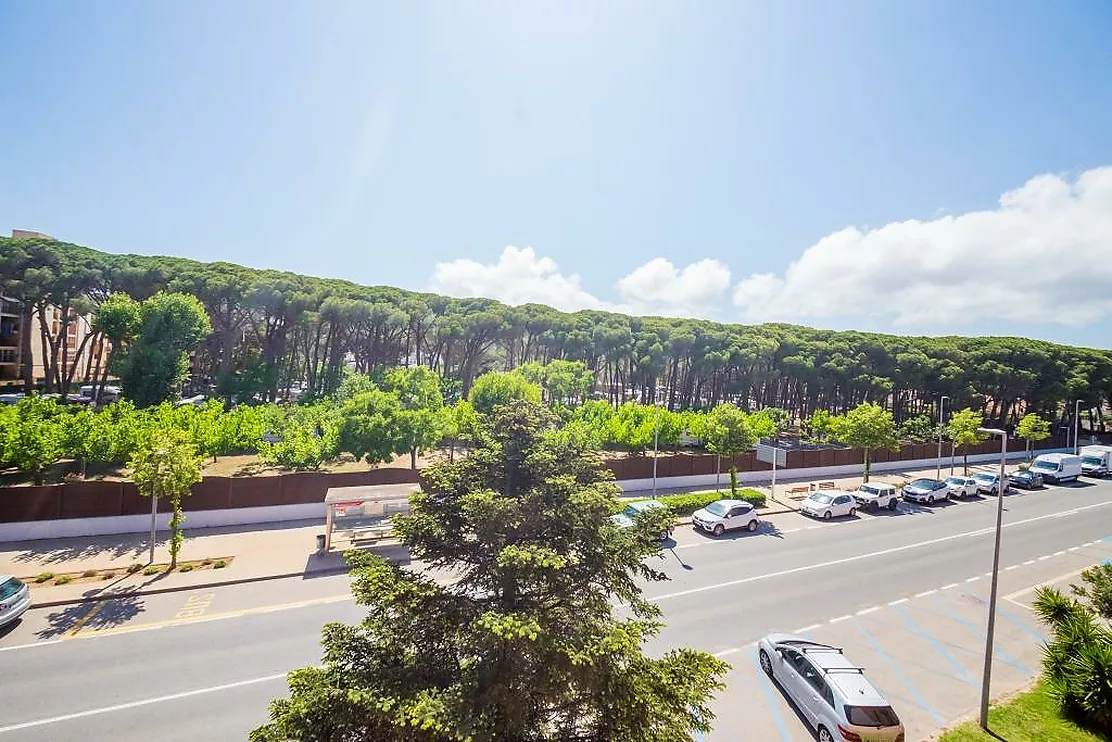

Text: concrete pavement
xmin=2 ymin=477 xmax=1110 ymax=741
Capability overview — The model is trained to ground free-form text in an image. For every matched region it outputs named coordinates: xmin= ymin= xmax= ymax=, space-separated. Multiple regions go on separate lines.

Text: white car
xmin=691 ymin=499 xmax=760 ymax=536
xmin=852 ymin=483 xmax=899 ymax=511
xmin=944 ymin=476 xmax=978 ymax=498
xmin=902 ymin=478 xmax=950 ymax=504
xmin=800 ymin=491 xmax=857 ymax=520
xmin=609 ymin=499 xmax=674 ymax=540
xmin=0 ymin=575 xmax=31 ymax=628
xmin=758 ymin=634 xmax=905 ymax=742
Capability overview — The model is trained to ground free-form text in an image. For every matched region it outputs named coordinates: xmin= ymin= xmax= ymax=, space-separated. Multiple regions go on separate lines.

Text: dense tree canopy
xmin=3 ymin=236 xmax=1111 ymax=434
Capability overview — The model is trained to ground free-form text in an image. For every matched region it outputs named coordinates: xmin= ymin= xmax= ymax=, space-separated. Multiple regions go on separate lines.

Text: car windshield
xmin=945 ymin=477 xmax=964 ymax=485
xmin=845 ymin=705 xmax=900 ymax=727
xmin=810 ymin=494 xmax=834 ymax=504
xmin=974 ymin=473 xmax=995 ymax=482
xmin=0 ymin=577 xmax=24 ymax=600
xmin=858 ymin=485 xmax=880 ymax=495
xmin=909 ymin=479 xmax=937 ymax=488
xmin=1031 ymin=460 xmax=1056 ymax=471
xmin=704 ymin=501 xmax=729 ymax=517
xmin=620 ymin=505 xmax=640 ymax=519
xmin=1082 ymin=456 xmax=1103 ymax=466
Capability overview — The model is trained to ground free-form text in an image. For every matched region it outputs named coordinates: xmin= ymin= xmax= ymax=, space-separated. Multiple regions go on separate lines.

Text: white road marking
xmin=916 ymin=590 xmax=938 ymax=598
xmin=1024 ymin=560 xmax=1036 ymax=565
xmin=648 ymin=499 xmax=1112 ymax=602
xmin=941 ymin=583 xmax=959 ymax=590
xmin=1005 ymin=565 xmax=1019 ymax=571
xmin=1038 ymin=555 xmax=1052 ymax=561
xmin=829 ymin=615 xmax=852 ymax=623
xmin=0 ymin=638 xmax=64 ymax=654
xmin=713 ymin=640 xmax=755 ymax=658
xmin=965 ymin=577 xmax=980 ymax=583
xmin=0 ymin=673 xmax=287 ymax=733
xmin=1068 ymin=547 xmax=1080 ymax=552
xmin=1054 ymin=551 xmax=1066 ymax=556
xmin=795 ymin=623 xmax=822 ymax=633
xmin=857 ymin=606 xmax=880 ymax=616
xmin=889 ymin=598 xmax=909 ymax=606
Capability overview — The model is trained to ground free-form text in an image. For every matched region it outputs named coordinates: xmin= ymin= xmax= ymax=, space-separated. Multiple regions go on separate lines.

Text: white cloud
xmin=431 ymin=246 xmax=611 ymax=313
xmin=616 ymin=258 xmax=731 ymax=317
xmin=734 ymin=166 xmax=1112 ymax=327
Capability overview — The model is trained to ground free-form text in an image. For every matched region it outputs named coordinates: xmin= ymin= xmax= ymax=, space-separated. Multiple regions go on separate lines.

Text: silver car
xmin=758 ymin=634 xmax=905 ymax=742
xmin=0 ymin=575 xmax=31 ymax=628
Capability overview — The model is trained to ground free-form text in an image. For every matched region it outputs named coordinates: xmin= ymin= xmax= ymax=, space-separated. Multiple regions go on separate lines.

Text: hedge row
xmin=628 ymin=488 xmax=766 ymax=517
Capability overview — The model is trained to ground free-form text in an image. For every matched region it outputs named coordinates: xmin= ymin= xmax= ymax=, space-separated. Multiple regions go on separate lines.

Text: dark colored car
xmin=1008 ymin=469 xmax=1044 ymax=490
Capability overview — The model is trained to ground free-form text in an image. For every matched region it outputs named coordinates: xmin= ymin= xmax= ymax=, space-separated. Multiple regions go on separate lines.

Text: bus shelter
xmin=323 ymin=483 xmax=419 ymax=551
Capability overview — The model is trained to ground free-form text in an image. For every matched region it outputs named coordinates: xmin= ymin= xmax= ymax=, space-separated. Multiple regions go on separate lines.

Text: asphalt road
xmin=3 ymin=474 xmax=1112 ymax=741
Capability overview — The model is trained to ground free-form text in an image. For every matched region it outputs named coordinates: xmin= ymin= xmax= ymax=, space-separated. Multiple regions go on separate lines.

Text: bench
xmin=786 ymin=485 xmax=810 ymax=500
xmin=346 ymin=524 xmax=394 ymax=543
xmin=813 ymin=480 xmax=837 ymax=491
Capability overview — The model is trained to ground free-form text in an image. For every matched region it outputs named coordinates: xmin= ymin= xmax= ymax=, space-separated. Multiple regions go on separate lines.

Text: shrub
xmin=82 ymin=570 xmax=99 ymax=578
xmin=34 ymin=572 xmax=55 ymax=583
xmin=142 ymin=565 xmax=162 ymax=576
xmin=627 ymin=488 xmax=766 ymax=517
xmin=101 ymin=572 xmax=115 ymax=580
xmin=213 ymin=559 xmax=227 ymax=569
xmin=178 ymin=564 xmax=194 ymax=572
xmin=54 ymin=575 xmax=72 ymax=585
xmin=127 ymin=563 xmax=143 ymax=574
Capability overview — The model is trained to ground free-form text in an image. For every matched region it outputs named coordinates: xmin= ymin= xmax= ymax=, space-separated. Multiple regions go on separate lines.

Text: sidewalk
xmin=0 ymin=519 xmax=377 ymax=607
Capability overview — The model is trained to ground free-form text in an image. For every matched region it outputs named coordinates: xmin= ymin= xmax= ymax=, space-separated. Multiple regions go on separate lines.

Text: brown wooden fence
xmin=0 ymin=467 xmax=420 ymax=523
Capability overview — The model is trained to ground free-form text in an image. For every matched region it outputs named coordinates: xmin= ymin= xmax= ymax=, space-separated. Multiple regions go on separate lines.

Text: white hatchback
xmin=799 ymin=491 xmax=857 ymax=520
xmin=0 ymin=575 xmax=31 ymax=628
xmin=758 ymin=634 xmax=905 ymax=742
xmin=944 ymin=476 xmax=979 ymax=498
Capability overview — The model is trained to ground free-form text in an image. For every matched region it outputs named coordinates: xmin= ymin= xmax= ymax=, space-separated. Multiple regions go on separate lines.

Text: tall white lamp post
xmin=976 ymin=426 xmax=1007 ymax=731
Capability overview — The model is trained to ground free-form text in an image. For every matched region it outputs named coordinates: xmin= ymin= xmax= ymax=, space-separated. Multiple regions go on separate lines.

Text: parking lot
xmin=700 ymin=534 xmax=1112 ymax=741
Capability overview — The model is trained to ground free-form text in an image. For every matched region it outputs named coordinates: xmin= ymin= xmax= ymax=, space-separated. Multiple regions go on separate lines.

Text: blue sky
xmin=1 ymin=1 xmax=1110 ymax=344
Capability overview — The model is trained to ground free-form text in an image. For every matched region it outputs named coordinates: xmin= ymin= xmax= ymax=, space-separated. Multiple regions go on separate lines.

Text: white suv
xmin=758 ymin=634 xmax=905 ymax=742
xmin=691 ymin=499 xmax=760 ymax=536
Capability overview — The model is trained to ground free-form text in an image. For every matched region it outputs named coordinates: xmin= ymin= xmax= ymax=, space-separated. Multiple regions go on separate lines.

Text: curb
xmin=30 ymin=566 xmax=352 ymax=609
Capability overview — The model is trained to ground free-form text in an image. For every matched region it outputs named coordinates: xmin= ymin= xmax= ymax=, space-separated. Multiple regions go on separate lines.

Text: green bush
xmin=126 ymin=563 xmax=143 ymax=574
xmin=627 ymin=488 xmax=766 ymax=517
xmin=142 ymin=565 xmax=162 ymax=576
xmin=34 ymin=572 xmax=55 ymax=583
xmin=178 ymin=563 xmax=194 ymax=572
xmin=54 ymin=575 xmax=72 ymax=585
xmin=213 ymin=559 xmax=227 ymax=569
xmin=82 ymin=569 xmax=99 ymax=578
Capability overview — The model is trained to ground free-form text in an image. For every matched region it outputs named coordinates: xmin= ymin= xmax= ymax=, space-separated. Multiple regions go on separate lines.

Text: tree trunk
xmin=20 ymin=303 xmax=34 ymax=393
xmin=863 ymin=448 xmax=872 ymax=482
xmin=715 ymin=453 xmax=721 ymax=491
xmin=410 ymin=446 xmax=417 ymax=470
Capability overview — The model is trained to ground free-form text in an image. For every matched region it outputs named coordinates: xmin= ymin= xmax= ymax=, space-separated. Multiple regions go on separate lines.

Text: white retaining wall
xmin=0 ymin=448 xmax=1072 ymax=542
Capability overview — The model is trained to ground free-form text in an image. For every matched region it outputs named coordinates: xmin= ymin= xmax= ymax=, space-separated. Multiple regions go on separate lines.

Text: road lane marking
xmin=941 ymin=583 xmax=959 ymax=590
xmin=851 ymin=616 xmax=944 ymax=724
xmin=0 ymin=639 xmax=64 ymax=654
xmin=648 ymin=500 xmax=1112 ymax=602
xmin=916 ymin=590 xmax=937 ymax=598
xmin=1054 ymin=551 xmax=1066 ymax=556
xmin=1024 ymin=560 xmax=1036 ymax=565
xmin=713 ymin=640 xmax=754 ymax=658
xmin=1069 ymin=547 xmax=1080 ymax=552
xmin=65 ymin=601 xmax=106 ymax=637
xmin=748 ymin=647 xmax=793 ymax=741
xmin=829 ymin=614 xmax=852 ymax=623
xmin=0 ymin=672 xmax=288 ymax=733
xmin=1005 ymin=565 xmax=1019 ymax=571
xmin=965 ymin=577 xmax=979 ymax=583
xmin=1038 ymin=555 xmax=1051 ymax=561
xmin=892 ymin=604 xmax=976 ymax=687
xmin=967 ymin=587 xmax=1046 ymax=643
xmin=794 ymin=623 xmax=822 ymax=633
xmin=856 ymin=606 xmax=880 ymax=616
xmin=926 ymin=594 xmax=1030 ymax=674
xmin=174 ymin=592 xmax=215 ymax=620
xmin=889 ymin=598 xmax=909 ymax=606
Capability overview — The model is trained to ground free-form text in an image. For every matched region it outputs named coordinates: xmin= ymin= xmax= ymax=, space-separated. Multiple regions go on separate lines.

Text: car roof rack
xmin=823 ymin=666 xmax=865 ymax=674
xmin=800 ymin=644 xmax=843 ymax=654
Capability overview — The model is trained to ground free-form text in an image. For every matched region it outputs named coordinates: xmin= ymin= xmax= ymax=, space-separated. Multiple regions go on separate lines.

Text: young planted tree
xmin=947 ymin=408 xmax=988 ymax=474
xmin=117 ymin=292 xmax=212 ymax=408
xmin=6 ymin=396 xmax=65 ymax=485
xmin=129 ymin=427 xmax=203 ymax=568
xmin=835 ymin=402 xmax=898 ymax=483
xmin=467 ymin=371 xmax=543 ymax=415
xmin=252 ymin=402 xmax=728 ymax=742
xmin=703 ymin=403 xmax=756 ymax=494
xmin=385 ymin=365 xmax=445 ymax=469
xmin=1016 ymin=412 xmax=1051 ymax=461
xmin=337 ymin=389 xmax=404 ymax=465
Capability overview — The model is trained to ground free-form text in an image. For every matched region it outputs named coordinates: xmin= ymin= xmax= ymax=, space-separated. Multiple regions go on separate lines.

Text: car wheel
xmin=758 ymin=649 xmax=774 ymax=677
xmin=848 ymin=507 xmax=856 ymax=518
xmin=747 ymin=519 xmax=758 ymax=532
xmin=713 ymin=524 xmax=725 ymax=537
xmin=817 ymin=727 xmax=834 ymax=742
xmin=927 ymin=494 xmax=935 ymax=505
xmin=823 ymin=511 xmax=832 ymax=520
xmin=888 ymin=498 xmax=898 ymax=510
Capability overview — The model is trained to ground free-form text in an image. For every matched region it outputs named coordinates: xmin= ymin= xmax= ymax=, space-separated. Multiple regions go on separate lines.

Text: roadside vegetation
xmin=940 ymin=681 xmax=1108 ymax=742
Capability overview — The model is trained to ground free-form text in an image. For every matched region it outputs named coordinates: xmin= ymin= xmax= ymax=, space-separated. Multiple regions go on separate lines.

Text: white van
xmin=1030 ymin=453 xmax=1082 ymax=484
xmin=1080 ymin=445 xmax=1112 ymax=477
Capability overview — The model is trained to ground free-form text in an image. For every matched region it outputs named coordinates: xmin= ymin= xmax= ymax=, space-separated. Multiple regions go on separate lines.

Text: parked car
xmin=610 ymin=499 xmax=674 ymax=540
xmin=902 ymin=478 xmax=950 ymax=504
xmin=944 ymin=476 xmax=979 ymax=498
xmin=0 ymin=575 xmax=30 ymax=628
xmin=971 ymin=471 xmax=1008 ymax=495
xmin=852 ymin=482 xmax=899 ymax=511
xmin=691 ymin=499 xmax=760 ymax=536
xmin=1079 ymin=445 xmax=1112 ymax=478
xmin=1030 ymin=453 xmax=1083 ymax=484
xmin=1008 ymin=469 xmax=1044 ymax=489
xmin=758 ymin=634 xmax=905 ymax=742
xmin=800 ymin=491 xmax=857 ymax=520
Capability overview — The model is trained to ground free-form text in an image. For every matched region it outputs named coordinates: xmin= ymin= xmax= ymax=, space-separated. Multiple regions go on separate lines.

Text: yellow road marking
xmin=76 ymin=594 xmax=354 ymax=638
xmin=65 ymin=601 xmax=106 ymax=637
xmin=174 ymin=592 xmax=215 ymax=620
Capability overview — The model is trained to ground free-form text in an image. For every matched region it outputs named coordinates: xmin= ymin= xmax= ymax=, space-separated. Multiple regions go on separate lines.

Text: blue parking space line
xmin=892 ymin=604 xmax=977 ymax=687
xmin=966 ymin=589 xmax=1046 ymax=645
xmin=748 ymin=646 xmax=793 ymax=742
xmin=928 ymin=594 xmax=1030 ymax=674
xmin=851 ymin=616 xmax=944 ymax=724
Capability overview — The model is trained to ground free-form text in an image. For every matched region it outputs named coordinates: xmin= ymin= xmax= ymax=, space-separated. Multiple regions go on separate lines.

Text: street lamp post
xmin=652 ymin=398 xmax=660 ymax=500
xmin=977 ymin=426 xmax=1007 ymax=731
xmin=1074 ymin=399 xmax=1082 ymax=454
xmin=936 ymin=395 xmax=949 ymax=480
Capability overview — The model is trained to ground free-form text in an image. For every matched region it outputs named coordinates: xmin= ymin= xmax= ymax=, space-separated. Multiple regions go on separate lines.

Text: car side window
xmin=798 ymin=657 xmax=823 ymax=688
xmin=782 ymin=648 xmax=805 ymax=674
xmin=835 ymin=495 xmax=849 ymax=505
xmin=728 ymin=506 xmax=744 ymax=517
xmin=819 ymin=680 xmax=834 ymax=707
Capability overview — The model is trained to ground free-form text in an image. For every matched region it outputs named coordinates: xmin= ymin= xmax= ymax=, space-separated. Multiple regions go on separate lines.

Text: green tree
xmin=835 ymin=402 xmax=899 ymax=482
xmin=467 ymin=370 xmax=543 ymax=415
xmin=385 ymin=366 xmax=445 ymax=469
xmin=252 ymin=402 xmax=727 ymax=742
xmin=703 ymin=403 xmax=756 ymax=494
xmin=947 ymin=408 xmax=988 ymax=474
xmin=117 ymin=292 xmax=212 ymax=407
xmin=258 ymin=404 xmax=339 ymax=470
xmin=91 ymin=292 xmax=140 ymax=405
xmin=129 ymin=427 xmax=203 ymax=568
xmin=337 ymin=390 xmax=404 ymax=465
xmin=804 ymin=409 xmax=839 ymax=444
xmin=1016 ymin=412 xmax=1052 ymax=461
xmin=897 ymin=414 xmax=936 ymax=443
xmin=5 ymin=396 xmax=64 ymax=484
